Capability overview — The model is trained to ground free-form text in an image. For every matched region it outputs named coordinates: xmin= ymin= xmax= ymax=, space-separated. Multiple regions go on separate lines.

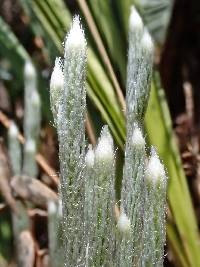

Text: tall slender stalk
xmin=143 ymin=148 xmax=167 ymax=266
xmin=51 ymin=16 xmax=87 ymax=266
xmin=8 ymin=122 xmax=30 ymax=265
xmin=87 ymin=126 xmax=116 ymax=266
xmin=23 ymin=61 xmax=41 ymax=177
xmin=117 ymin=7 xmax=155 ymax=266
xmin=48 ymin=200 xmax=63 ymax=267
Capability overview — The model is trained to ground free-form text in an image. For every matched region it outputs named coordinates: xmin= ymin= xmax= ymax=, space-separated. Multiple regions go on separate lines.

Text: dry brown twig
xmin=86 ymin=112 xmax=96 ymax=145
xmin=183 ymin=81 xmax=199 ymax=154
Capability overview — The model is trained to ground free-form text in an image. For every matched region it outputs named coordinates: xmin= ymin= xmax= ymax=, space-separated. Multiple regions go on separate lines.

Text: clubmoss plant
xmin=50 ymin=7 xmax=167 ymax=267
xmin=51 ymin=16 xmax=87 ymax=266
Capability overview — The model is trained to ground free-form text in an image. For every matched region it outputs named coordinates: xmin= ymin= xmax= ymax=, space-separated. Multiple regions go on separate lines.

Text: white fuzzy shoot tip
xmin=50 ymin=57 xmax=64 ymax=93
xmin=95 ymin=126 xmax=114 ymax=163
xmin=146 ymin=148 xmax=165 ymax=184
xmin=129 ymin=6 xmax=143 ymax=33
xmin=117 ymin=212 xmax=131 ymax=234
xmin=85 ymin=145 xmax=95 ymax=168
xmin=141 ymin=29 xmax=154 ymax=54
xmin=65 ymin=16 xmax=86 ymax=50
xmin=25 ymin=139 xmax=36 ymax=153
xmin=9 ymin=122 xmax=19 ymax=138
xmin=24 ymin=60 xmax=36 ymax=79
xmin=131 ymin=126 xmax=145 ymax=148
xmin=48 ymin=200 xmax=57 ymax=215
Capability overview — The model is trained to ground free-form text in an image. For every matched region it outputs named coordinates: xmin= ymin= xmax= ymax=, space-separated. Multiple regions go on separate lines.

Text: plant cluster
xmin=50 ymin=8 xmax=167 ymax=267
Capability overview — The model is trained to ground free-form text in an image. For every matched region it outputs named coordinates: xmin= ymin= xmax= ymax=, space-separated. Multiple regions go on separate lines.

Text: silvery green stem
xmin=117 ymin=7 xmax=154 ymax=266
xmin=84 ymin=145 xmax=95 ymax=266
xmin=84 ymin=147 xmax=94 ymax=232
xmin=24 ymin=61 xmax=41 ymax=142
xmin=84 ymin=129 xmax=116 ymax=267
xmin=8 ymin=122 xmax=29 ymax=266
xmin=87 ymin=126 xmax=115 ymax=267
xmin=8 ymin=122 xmax=21 ymax=175
xmin=8 ymin=122 xmax=29 ymax=233
xmin=23 ymin=61 xmax=41 ymax=177
xmin=48 ymin=200 xmax=64 ymax=267
xmin=53 ymin=16 xmax=87 ymax=267
xmin=22 ymin=139 xmax=38 ymax=177
xmin=126 ymin=7 xmax=153 ymax=124
xmin=12 ymin=201 xmax=30 ymax=242
xmin=142 ymin=148 xmax=167 ymax=267
xmin=117 ymin=125 xmax=145 ymax=266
